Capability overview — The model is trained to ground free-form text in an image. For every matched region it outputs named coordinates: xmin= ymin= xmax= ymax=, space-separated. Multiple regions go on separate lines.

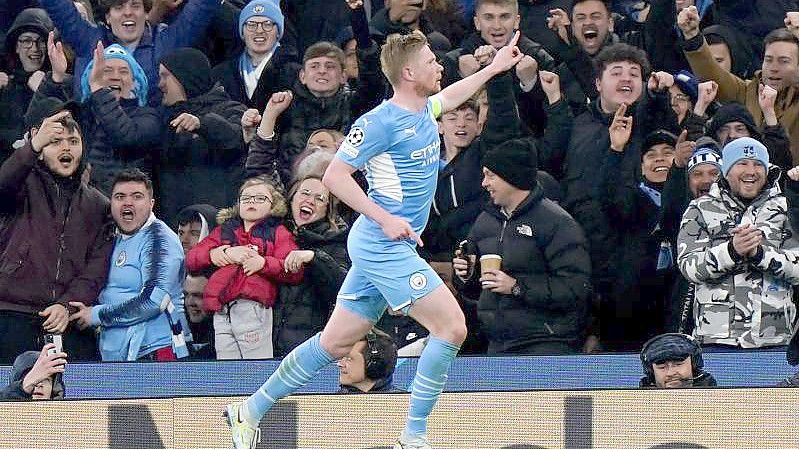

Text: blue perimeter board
xmin=0 ymin=352 xmax=794 ymax=399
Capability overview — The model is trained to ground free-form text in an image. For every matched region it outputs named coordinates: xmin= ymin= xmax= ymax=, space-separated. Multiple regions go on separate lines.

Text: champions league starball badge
xmin=347 ymin=127 xmax=365 ymax=146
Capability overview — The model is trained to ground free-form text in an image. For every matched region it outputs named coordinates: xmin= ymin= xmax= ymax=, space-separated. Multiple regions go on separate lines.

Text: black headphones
xmin=640 ymin=333 xmax=704 ymax=383
xmin=364 ymin=330 xmax=395 ymax=381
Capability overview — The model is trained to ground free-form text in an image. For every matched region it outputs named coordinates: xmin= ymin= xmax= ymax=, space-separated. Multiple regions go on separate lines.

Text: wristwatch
xmin=511 ymin=281 xmax=522 ymax=297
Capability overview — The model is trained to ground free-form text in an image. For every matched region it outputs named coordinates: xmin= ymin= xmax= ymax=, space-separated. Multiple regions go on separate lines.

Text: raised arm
xmin=438 ymin=31 xmax=524 ymax=113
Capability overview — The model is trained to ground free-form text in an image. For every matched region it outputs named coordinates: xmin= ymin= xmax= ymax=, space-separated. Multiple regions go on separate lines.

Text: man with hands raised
xmin=31 ymin=33 xmax=160 ymax=194
xmin=0 ymin=107 xmax=113 ymax=363
xmin=679 ymin=5 xmax=799 ymax=164
xmin=156 ymin=48 xmax=247 ymax=222
xmin=677 ymin=137 xmax=799 ymax=349
xmin=561 ymin=43 xmax=679 ymax=351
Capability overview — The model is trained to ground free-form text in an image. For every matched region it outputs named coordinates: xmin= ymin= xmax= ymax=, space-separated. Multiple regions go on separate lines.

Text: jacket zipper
xmin=52 ymin=184 xmax=73 ymax=302
xmin=449 ymin=177 xmax=458 ymax=208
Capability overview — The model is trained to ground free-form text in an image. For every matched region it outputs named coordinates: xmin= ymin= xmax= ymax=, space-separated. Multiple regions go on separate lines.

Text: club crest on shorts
xmin=409 ymin=272 xmax=428 ymax=290
xmin=115 ymin=251 xmax=127 ymax=267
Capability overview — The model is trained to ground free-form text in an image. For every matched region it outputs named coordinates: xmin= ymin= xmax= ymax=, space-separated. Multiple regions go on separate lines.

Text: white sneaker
xmin=223 ymin=402 xmax=261 ymax=449
xmin=393 ymin=430 xmax=432 ymax=449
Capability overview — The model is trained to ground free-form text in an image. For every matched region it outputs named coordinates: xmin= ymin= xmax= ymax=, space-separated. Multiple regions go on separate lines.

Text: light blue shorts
xmin=337 ymin=240 xmax=443 ymax=322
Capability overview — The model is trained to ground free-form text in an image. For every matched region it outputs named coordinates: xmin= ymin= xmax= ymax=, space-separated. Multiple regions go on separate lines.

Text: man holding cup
xmin=453 ymin=139 xmax=592 ymax=354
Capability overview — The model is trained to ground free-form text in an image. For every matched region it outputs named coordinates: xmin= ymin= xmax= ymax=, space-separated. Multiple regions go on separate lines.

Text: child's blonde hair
xmin=217 ymin=176 xmax=288 ymax=224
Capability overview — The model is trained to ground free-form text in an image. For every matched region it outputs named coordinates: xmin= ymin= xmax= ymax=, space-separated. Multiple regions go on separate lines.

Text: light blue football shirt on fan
xmin=336 ymin=96 xmax=443 ymax=246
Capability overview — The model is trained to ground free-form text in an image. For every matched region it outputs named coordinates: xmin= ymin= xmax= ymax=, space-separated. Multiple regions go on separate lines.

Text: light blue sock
xmin=404 ymin=336 xmax=460 ymax=437
xmin=241 ymin=333 xmax=333 ymax=426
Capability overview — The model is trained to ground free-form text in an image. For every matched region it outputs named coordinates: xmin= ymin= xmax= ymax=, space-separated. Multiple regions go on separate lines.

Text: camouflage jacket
xmin=677 ymin=167 xmax=799 ymax=348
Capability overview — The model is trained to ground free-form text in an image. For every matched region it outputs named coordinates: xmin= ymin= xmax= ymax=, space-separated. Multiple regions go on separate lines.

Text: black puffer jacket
xmin=157 ymin=85 xmax=247 ymax=222
xmin=273 ymin=218 xmax=349 ymax=356
xmin=455 ymin=185 xmax=592 ymax=354
xmin=210 ymin=46 xmax=300 ymax=113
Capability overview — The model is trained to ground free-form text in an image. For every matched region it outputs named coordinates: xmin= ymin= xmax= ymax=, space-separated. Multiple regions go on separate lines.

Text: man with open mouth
xmin=679 ymin=5 xmax=799 ymax=165
xmin=39 ymin=0 xmax=221 ymax=105
xmin=68 ymin=168 xmax=192 ymax=362
xmin=30 ymin=36 xmax=160 ymax=195
xmin=0 ymin=104 xmax=113 ymax=364
xmin=598 ymin=124 xmax=678 ymax=351
xmin=561 ymin=43 xmax=679 ymax=352
xmin=678 ymin=137 xmax=799 ymax=350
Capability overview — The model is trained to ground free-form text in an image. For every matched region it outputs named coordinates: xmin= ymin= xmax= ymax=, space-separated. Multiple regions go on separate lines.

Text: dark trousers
xmin=0 ymin=310 xmax=99 ymax=365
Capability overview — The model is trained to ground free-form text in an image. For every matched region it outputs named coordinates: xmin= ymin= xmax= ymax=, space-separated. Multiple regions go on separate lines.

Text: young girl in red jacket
xmin=187 ymin=176 xmax=303 ymax=359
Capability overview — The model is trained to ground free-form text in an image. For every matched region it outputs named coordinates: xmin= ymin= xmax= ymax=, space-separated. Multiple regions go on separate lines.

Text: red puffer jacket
xmin=187 ymin=217 xmax=303 ymax=312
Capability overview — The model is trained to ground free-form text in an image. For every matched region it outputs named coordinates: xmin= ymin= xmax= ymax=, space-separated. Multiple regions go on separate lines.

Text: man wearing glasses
xmin=211 ymin=0 xmax=299 ymax=114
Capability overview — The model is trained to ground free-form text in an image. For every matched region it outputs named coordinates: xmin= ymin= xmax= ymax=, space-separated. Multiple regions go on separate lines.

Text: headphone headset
xmin=640 ymin=333 xmax=704 ymax=383
xmin=364 ymin=331 xmax=391 ymax=381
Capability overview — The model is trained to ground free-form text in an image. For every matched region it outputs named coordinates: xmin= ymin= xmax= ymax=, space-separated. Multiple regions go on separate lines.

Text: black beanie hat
xmin=642 ymin=129 xmax=677 ymax=159
xmin=160 ymin=48 xmax=213 ymax=99
xmin=483 ymin=139 xmax=537 ymax=190
xmin=705 ymin=102 xmax=759 ymax=141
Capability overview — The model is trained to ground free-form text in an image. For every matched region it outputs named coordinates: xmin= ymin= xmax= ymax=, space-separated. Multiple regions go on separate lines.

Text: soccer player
xmin=224 ymin=30 xmax=524 ymax=449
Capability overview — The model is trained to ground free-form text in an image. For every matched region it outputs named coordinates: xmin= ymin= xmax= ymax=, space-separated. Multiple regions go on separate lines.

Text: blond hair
xmin=380 ymin=31 xmax=429 ymax=87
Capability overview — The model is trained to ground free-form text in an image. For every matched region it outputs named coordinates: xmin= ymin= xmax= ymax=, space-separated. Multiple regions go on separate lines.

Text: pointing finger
xmin=508 ymin=30 xmax=521 ymax=48
xmin=410 ymin=229 xmax=423 ymax=247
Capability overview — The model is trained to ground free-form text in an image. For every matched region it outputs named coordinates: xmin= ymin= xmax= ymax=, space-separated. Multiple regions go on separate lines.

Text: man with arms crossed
xmin=225 ymin=30 xmax=524 ymax=449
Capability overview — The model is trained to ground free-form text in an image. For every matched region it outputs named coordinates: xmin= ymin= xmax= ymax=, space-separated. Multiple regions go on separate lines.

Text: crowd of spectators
xmin=2 ymin=0 xmax=799 ymax=376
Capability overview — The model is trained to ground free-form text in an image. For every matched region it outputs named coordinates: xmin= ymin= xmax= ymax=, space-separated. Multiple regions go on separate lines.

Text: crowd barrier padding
xmin=0 ymin=352 xmax=795 ymax=399
xmin=3 ymin=388 xmax=799 ymax=448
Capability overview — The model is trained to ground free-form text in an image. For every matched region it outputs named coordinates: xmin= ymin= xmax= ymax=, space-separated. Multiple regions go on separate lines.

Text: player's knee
xmin=436 ymin=320 xmax=467 ymax=345
xmin=319 ymin=334 xmax=354 ymax=359
xmin=450 ymin=321 xmax=468 ymax=345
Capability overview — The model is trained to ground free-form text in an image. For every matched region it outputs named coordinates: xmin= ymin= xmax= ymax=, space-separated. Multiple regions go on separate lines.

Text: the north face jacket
xmin=677 ymin=166 xmax=799 ymax=348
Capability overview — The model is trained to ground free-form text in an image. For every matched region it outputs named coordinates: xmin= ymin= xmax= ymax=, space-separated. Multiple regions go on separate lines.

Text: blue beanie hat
xmin=673 ymin=70 xmax=699 ymax=103
xmin=80 ymin=44 xmax=148 ymax=107
xmin=239 ymin=0 xmax=284 ymax=40
xmin=721 ymin=137 xmax=769 ymax=176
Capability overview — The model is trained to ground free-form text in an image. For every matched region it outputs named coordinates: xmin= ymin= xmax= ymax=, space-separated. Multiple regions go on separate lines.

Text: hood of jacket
xmin=289 ymin=217 xmax=349 ymax=248
xmin=703 ymin=24 xmax=755 ymax=78
xmin=9 ymin=351 xmax=65 ymax=399
xmin=5 ymin=8 xmax=54 ymax=52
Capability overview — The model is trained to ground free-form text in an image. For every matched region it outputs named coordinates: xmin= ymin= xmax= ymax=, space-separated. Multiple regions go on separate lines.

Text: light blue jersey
xmin=337 ymin=96 xmax=443 ymax=244
xmin=335 ymin=96 xmax=445 ymax=314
